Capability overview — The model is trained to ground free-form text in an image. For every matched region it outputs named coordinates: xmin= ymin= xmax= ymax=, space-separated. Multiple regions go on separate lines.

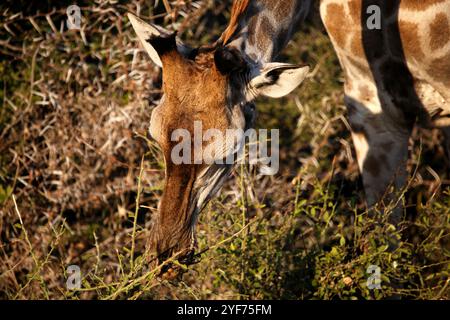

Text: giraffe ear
xmin=249 ymin=63 xmax=310 ymax=98
xmin=127 ymin=13 xmax=169 ymax=67
xmin=127 ymin=13 xmax=193 ymax=67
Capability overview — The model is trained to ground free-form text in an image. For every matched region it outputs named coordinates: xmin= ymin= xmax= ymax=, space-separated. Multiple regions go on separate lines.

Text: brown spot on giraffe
xmin=325 ymin=3 xmax=348 ymax=50
xmin=274 ymin=0 xmax=294 ymax=21
xmin=259 ymin=16 xmax=275 ymax=52
xmin=247 ymin=16 xmax=257 ymax=46
xmin=350 ymin=33 xmax=365 ymax=58
xmin=429 ymin=13 xmax=450 ymax=51
xmin=347 ymin=0 xmax=361 ymax=24
xmin=429 ymin=53 xmax=450 ymax=88
xmin=265 ymin=0 xmax=277 ymax=11
xmin=395 ymin=21 xmax=424 ymax=62
xmin=401 ymin=0 xmax=447 ymax=10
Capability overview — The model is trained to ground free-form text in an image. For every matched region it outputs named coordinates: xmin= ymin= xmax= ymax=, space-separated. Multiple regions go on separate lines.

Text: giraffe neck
xmin=224 ymin=0 xmax=312 ymax=64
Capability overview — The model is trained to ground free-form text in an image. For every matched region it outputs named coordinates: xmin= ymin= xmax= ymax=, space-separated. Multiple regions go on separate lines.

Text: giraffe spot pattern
xmin=259 ymin=16 xmax=275 ymax=53
xmin=395 ymin=21 xmax=424 ymax=62
xmin=325 ymin=3 xmax=348 ymax=50
xmin=350 ymin=33 xmax=365 ymax=58
xmin=429 ymin=13 xmax=450 ymax=51
xmin=429 ymin=53 xmax=450 ymax=88
xmin=402 ymin=0 xmax=448 ymax=10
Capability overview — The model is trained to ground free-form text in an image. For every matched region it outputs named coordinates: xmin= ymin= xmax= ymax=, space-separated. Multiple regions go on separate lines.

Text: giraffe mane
xmin=220 ymin=0 xmax=251 ymax=45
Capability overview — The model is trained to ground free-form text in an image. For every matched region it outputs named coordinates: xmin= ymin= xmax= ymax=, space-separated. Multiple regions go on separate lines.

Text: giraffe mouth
xmin=158 ymin=247 xmax=205 ymax=279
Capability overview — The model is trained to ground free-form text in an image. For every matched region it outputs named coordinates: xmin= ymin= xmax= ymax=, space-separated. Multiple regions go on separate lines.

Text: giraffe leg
xmin=345 ymin=96 xmax=413 ymax=223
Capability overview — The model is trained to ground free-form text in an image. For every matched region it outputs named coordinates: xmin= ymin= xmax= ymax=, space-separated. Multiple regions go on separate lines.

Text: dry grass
xmin=0 ymin=0 xmax=449 ymax=299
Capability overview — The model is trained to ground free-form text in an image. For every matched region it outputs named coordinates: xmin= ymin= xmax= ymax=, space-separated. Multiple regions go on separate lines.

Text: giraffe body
xmin=320 ymin=0 xmax=450 ymax=215
xmin=218 ymin=0 xmax=450 ymax=214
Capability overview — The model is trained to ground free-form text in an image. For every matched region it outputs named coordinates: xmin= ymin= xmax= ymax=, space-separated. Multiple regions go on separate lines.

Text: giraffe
xmin=127 ymin=0 xmax=450 ymax=269
xmin=127 ymin=0 xmax=310 ymax=267
xmin=321 ymin=0 xmax=450 ymax=221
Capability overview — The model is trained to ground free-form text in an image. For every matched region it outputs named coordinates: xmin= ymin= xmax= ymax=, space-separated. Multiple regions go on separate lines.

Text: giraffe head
xmin=128 ymin=13 xmax=309 ymax=269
